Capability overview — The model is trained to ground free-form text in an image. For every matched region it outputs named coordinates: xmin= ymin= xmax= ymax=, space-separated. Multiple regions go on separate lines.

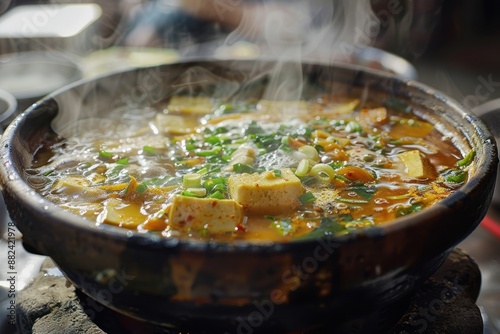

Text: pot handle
xmin=473 ymin=98 xmax=500 ymax=207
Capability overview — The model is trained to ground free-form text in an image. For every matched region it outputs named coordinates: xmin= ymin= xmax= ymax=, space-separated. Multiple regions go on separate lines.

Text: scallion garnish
xmin=143 ymin=146 xmax=158 ymax=155
xmin=136 ymin=183 xmax=148 ymax=194
xmin=456 ymin=150 xmax=476 ymax=168
xmin=98 ymin=150 xmax=113 ymax=160
xmin=299 ymin=191 xmax=316 ymax=205
xmin=209 ymin=191 xmax=225 ymax=199
xmin=196 ymin=146 xmax=222 ymax=157
xmin=336 ymin=198 xmax=369 ymax=204
xmin=445 ymin=169 xmax=466 ymax=183
xmin=116 ymin=157 xmax=129 ymax=165
xmin=233 ymin=163 xmax=256 ymax=174
xmin=183 ymin=173 xmax=201 ymax=188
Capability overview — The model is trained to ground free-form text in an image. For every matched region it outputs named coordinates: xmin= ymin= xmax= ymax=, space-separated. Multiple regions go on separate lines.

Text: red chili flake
xmin=235 ymin=224 xmax=246 ymax=232
xmin=212 ymin=201 xmax=218 ymax=207
xmin=187 ymin=215 xmax=194 ymax=221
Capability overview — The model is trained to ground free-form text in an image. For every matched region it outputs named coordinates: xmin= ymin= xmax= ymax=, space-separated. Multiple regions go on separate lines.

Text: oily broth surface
xmin=27 ymin=96 xmax=468 ymax=243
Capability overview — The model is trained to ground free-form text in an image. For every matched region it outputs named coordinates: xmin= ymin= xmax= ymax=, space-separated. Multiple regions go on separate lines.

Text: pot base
xmin=15 ymin=248 xmax=482 ymax=334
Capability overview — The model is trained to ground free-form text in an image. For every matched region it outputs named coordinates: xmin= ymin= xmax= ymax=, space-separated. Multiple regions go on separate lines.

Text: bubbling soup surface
xmin=28 ymin=95 xmax=474 ymax=242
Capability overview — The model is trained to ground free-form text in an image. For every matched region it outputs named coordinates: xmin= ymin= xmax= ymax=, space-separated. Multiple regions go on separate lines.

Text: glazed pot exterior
xmin=0 ymin=60 xmax=496 ymax=332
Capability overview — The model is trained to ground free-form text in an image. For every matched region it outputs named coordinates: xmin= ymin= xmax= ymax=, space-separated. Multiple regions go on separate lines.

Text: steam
xmin=220 ymin=0 xmax=380 ymax=102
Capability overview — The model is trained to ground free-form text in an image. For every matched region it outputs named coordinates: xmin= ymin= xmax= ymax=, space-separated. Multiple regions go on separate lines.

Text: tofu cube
xmin=169 ymin=196 xmax=244 ymax=233
xmin=52 ymin=176 xmax=105 ymax=199
xmin=228 ymin=168 xmax=305 ymax=215
xmin=397 ymin=150 xmax=436 ymax=179
xmin=167 ymin=96 xmax=214 ymax=115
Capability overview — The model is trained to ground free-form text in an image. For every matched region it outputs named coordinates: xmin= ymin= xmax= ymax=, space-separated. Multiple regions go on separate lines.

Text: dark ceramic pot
xmin=0 ymin=60 xmax=496 ymax=333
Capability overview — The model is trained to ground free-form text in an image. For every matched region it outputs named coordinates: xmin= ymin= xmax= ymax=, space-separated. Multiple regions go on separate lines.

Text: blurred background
xmin=0 ymin=0 xmax=499 ymax=333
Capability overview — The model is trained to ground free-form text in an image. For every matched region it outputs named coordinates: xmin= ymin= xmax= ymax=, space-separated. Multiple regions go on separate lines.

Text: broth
xmin=27 ymin=95 xmax=473 ymax=242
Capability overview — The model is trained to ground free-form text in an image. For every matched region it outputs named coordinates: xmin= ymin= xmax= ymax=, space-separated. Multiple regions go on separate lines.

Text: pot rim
xmin=0 ymin=59 xmax=496 ymax=253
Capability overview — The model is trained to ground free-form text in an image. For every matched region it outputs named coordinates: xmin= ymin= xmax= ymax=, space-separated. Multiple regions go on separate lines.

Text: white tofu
xmin=397 ymin=150 xmax=436 ymax=179
xmin=169 ymin=196 xmax=244 ymax=233
xmin=97 ymin=198 xmax=145 ymax=228
xmin=155 ymin=114 xmax=196 ymax=135
xmin=167 ymin=96 xmax=214 ymax=115
xmin=52 ymin=176 xmax=105 ymax=198
xmin=228 ymin=168 xmax=305 ymax=215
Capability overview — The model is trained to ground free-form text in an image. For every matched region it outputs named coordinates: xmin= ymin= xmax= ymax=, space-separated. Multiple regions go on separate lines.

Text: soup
xmin=28 ymin=95 xmax=474 ymax=242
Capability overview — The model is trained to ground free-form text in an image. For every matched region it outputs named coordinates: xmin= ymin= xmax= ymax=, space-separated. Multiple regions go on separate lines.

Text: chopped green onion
xmin=209 ymin=191 xmax=225 ymax=199
xmin=334 ymin=174 xmax=350 ymax=182
xmin=456 ymin=150 xmax=476 ymax=168
xmin=298 ymin=145 xmax=319 ymax=162
xmin=99 ymin=150 xmax=113 ymax=160
xmin=349 ymin=185 xmax=377 ymax=201
xmin=272 ymin=169 xmax=282 ymax=177
xmin=346 ymin=120 xmax=363 ymax=133
xmin=136 ymin=183 xmax=148 ymax=194
xmin=183 ymin=173 xmax=201 ymax=188
xmin=281 ymin=136 xmax=290 ymax=145
xmin=143 ymin=146 xmax=158 ymax=155
xmin=299 ymin=191 xmax=316 ymax=205
xmin=185 ymin=143 xmax=197 ymax=151
xmin=244 ymin=121 xmax=264 ymax=135
xmin=396 ymin=203 xmax=423 ymax=217
xmin=181 ymin=190 xmax=198 ymax=197
xmin=279 ymin=144 xmax=292 ymax=152
xmin=116 ymin=157 xmax=129 ymax=165
xmin=310 ymin=163 xmax=336 ymax=182
xmin=197 ymin=167 xmax=209 ymax=175
xmin=445 ymin=170 xmax=467 ymax=183
xmin=186 ymin=187 xmax=207 ymax=197
xmin=295 ymin=159 xmax=310 ymax=177
xmin=328 ymin=161 xmax=344 ymax=170
xmin=336 ymin=198 xmax=369 ymax=204
xmin=196 ymin=146 xmax=222 ymax=157
xmin=233 ymin=163 xmax=256 ymax=174
xmin=386 ymin=194 xmax=410 ymax=200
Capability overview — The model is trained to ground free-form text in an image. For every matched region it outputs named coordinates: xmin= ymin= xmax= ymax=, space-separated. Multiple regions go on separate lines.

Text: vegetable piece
xmin=336 ymin=166 xmax=376 ymax=183
xmin=98 ymin=150 xmax=113 ymax=160
xmin=298 ymin=145 xmax=319 ymax=162
xmin=444 ymin=169 xmax=467 ymax=183
xmin=135 ymin=183 xmax=148 ymax=194
xmin=168 ymin=195 xmax=244 ymax=233
xmin=309 ymin=163 xmax=336 ymax=182
xmin=185 ymin=187 xmax=207 ymax=197
xmin=142 ymin=146 xmax=158 ymax=155
xmin=456 ymin=150 xmax=476 ymax=168
xmin=397 ymin=150 xmax=437 ymax=179
xmin=116 ymin=157 xmax=129 ymax=165
xmin=183 ymin=173 xmax=202 ymax=189
xmin=299 ymin=191 xmax=316 ymax=205
xmin=233 ymin=163 xmax=257 ymax=174
xmin=295 ymin=159 xmax=310 ymax=177
xmin=228 ymin=168 xmax=305 ymax=214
